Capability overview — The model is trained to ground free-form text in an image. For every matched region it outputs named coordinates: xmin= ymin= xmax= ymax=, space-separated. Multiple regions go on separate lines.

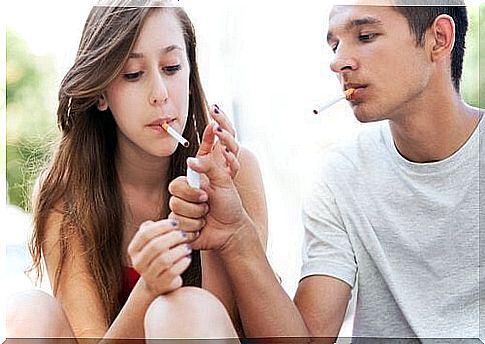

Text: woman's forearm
xmin=103 ymin=278 xmax=156 ymax=340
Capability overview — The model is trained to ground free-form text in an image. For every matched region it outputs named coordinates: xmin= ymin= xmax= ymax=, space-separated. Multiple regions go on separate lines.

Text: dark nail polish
xmin=181 ymin=230 xmax=188 ymax=238
xmin=225 ymin=147 xmax=230 ymax=153
xmin=214 ymin=103 xmax=220 ymax=110
xmin=171 ymin=219 xmax=178 ymax=227
xmin=217 ymin=126 xmax=223 ymax=132
xmin=214 ymin=107 xmax=220 ymax=114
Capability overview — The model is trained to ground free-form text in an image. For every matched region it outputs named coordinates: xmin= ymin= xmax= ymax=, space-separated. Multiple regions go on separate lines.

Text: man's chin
xmin=352 ymin=106 xmax=386 ymax=123
xmin=353 ymin=112 xmax=384 ymax=123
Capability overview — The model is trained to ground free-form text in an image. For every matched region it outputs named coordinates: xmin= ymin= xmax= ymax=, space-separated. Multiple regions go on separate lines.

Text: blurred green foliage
xmin=6 ymin=28 xmax=59 ymax=210
xmin=461 ymin=4 xmax=483 ymax=108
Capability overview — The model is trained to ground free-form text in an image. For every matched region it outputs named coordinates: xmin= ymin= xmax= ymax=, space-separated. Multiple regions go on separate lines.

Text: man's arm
xmin=217 ymin=218 xmax=309 ymax=338
xmin=295 ymin=275 xmax=351 ymax=338
xmin=170 ymin=151 xmax=352 ymax=338
xmin=218 ymin=222 xmax=352 ymax=339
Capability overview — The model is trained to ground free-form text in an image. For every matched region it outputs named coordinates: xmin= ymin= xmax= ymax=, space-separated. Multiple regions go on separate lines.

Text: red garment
xmin=120 ymin=266 xmax=140 ymax=305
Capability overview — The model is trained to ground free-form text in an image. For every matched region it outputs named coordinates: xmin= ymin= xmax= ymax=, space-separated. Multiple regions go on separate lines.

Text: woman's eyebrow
xmin=128 ymin=44 xmax=184 ymax=59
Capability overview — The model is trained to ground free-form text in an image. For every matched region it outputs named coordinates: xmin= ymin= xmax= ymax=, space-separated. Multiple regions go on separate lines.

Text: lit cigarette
xmin=161 ymin=122 xmax=189 ymax=148
xmin=313 ymin=88 xmax=355 ymax=115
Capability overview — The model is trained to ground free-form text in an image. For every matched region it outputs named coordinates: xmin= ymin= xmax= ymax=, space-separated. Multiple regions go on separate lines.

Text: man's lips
xmin=344 ymin=83 xmax=367 ymax=91
xmin=344 ymin=84 xmax=368 ymax=101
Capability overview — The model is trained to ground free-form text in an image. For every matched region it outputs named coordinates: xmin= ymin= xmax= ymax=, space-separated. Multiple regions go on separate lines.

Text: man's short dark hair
xmin=393 ymin=1 xmax=468 ymax=92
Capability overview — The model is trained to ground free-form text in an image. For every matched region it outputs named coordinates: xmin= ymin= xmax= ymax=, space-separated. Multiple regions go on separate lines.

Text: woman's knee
xmin=144 ymin=287 xmax=238 ymax=339
xmin=6 ymin=289 xmax=74 ymax=338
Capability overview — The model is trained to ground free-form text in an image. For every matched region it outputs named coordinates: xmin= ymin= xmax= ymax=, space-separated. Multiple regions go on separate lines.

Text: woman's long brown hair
xmin=29 ymin=0 xmax=208 ymax=325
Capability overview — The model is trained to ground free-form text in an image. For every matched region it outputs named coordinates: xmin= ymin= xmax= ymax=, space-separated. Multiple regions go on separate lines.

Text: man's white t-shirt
xmin=301 ymin=117 xmax=483 ymax=340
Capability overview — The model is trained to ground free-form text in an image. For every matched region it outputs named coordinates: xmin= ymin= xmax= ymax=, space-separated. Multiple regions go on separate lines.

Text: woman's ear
xmin=97 ymin=93 xmax=109 ymax=111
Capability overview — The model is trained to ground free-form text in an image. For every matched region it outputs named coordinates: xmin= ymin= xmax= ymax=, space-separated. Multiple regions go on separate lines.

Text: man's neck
xmin=389 ymin=88 xmax=481 ymax=163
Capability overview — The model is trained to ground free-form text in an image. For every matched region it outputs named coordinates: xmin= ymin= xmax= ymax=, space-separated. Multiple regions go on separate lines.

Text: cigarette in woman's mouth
xmin=313 ymin=88 xmax=355 ymax=115
xmin=160 ymin=122 xmax=200 ymax=188
xmin=161 ymin=122 xmax=189 ymax=148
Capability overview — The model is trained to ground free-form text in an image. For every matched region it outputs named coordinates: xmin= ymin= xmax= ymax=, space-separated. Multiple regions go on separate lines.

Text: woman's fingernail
xmin=199 ymin=193 xmax=208 ymax=202
xmin=181 ymin=230 xmax=187 ymax=238
xmin=225 ymin=147 xmax=230 ymax=153
xmin=186 ymin=244 xmax=192 ymax=252
xmin=214 ymin=107 xmax=220 ymax=114
xmin=217 ymin=126 xmax=223 ymax=132
xmin=171 ymin=219 xmax=178 ymax=227
xmin=214 ymin=103 xmax=220 ymax=110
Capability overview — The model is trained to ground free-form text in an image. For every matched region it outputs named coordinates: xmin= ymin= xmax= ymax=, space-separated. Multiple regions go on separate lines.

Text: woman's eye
xmin=163 ymin=65 xmax=182 ymax=75
xmin=123 ymin=71 xmax=143 ymax=81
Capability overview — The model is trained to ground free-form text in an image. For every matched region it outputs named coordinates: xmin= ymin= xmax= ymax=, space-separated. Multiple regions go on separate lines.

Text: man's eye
xmin=359 ymin=33 xmax=377 ymax=42
xmin=163 ymin=65 xmax=182 ymax=75
xmin=330 ymin=43 xmax=339 ymax=53
xmin=123 ymin=71 xmax=143 ymax=81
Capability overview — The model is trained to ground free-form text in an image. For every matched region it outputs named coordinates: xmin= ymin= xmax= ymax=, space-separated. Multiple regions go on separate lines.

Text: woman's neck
xmin=116 ymin=134 xmax=171 ymax=257
xmin=115 ymin=134 xmax=171 ymax=194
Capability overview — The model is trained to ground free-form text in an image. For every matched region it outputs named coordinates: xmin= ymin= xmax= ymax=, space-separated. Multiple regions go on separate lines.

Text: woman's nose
xmin=149 ymin=73 xmax=169 ymax=106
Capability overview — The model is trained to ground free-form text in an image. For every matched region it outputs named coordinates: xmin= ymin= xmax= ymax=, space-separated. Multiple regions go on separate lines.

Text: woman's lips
xmin=148 ymin=124 xmax=165 ymax=133
xmin=147 ymin=118 xmax=175 ymax=133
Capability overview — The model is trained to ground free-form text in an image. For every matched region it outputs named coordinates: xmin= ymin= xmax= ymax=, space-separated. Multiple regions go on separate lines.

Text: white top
xmin=301 ymin=117 xmax=483 ymax=340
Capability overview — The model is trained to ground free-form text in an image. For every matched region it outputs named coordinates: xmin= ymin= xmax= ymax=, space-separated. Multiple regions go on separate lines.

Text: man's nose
xmin=329 ymin=45 xmax=358 ymax=75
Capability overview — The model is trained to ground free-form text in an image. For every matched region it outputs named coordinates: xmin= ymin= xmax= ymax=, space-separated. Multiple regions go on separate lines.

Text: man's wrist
xmin=218 ymin=213 xmax=264 ymax=263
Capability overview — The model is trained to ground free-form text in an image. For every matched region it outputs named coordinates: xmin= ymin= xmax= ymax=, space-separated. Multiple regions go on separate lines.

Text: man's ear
xmin=428 ymin=14 xmax=455 ymax=62
xmin=97 ymin=93 xmax=109 ymax=111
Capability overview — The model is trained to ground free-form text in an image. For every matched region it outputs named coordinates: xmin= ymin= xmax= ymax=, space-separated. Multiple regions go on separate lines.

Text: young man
xmin=169 ymin=0 xmax=483 ymax=341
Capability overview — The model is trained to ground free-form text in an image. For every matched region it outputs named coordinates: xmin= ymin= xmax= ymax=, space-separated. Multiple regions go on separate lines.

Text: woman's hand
xmin=127 ymin=219 xmax=193 ymax=297
xmin=198 ymin=105 xmax=240 ymax=179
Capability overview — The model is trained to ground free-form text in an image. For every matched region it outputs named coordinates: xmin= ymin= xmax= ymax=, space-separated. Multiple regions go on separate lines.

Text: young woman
xmin=6 ymin=0 xmax=267 ymax=340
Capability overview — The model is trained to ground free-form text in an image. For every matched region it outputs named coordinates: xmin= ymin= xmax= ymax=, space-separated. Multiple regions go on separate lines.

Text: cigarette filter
xmin=161 ymin=122 xmax=189 ymax=147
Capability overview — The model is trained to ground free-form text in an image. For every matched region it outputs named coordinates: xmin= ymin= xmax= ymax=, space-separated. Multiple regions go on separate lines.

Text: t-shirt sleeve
xmin=300 ymin=166 xmax=357 ymax=288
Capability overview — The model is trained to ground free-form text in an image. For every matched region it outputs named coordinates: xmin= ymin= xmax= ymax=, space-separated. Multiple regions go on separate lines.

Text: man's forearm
xmin=219 ymin=217 xmax=309 ymax=338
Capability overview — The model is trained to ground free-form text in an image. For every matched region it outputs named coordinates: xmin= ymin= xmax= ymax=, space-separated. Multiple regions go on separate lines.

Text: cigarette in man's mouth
xmin=161 ymin=122 xmax=189 ymax=148
xmin=313 ymin=88 xmax=355 ymax=115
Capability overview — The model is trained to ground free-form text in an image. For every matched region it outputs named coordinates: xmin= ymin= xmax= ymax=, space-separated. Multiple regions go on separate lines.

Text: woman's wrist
xmin=133 ymin=277 xmax=159 ymax=304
